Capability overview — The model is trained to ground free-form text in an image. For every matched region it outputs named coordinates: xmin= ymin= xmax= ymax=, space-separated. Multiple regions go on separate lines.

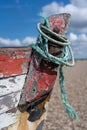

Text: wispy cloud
xmin=69 ymin=33 xmax=87 ymax=44
xmin=0 ymin=36 xmax=36 ymax=47
xmin=0 ymin=37 xmax=21 ymax=46
xmin=69 ymin=33 xmax=87 ymax=59
xmin=22 ymin=37 xmax=36 ymax=45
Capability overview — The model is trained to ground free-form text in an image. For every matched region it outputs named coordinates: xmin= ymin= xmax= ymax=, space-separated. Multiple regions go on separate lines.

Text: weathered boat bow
xmin=0 ymin=13 xmax=77 ymax=130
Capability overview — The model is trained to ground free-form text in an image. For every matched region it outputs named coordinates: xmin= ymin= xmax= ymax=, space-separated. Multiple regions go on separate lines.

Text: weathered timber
xmin=0 ymin=74 xmax=26 ymax=97
xmin=0 ymin=91 xmax=22 ymax=114
xmin=0 ymin=110 xmax=21 ymax=129
xmin=0 ymin=47 xmax=32 ymax=78
xmin=25 ymin=53 xmax=57 ymax=103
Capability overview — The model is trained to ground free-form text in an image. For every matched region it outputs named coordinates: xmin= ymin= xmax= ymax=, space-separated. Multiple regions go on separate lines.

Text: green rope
xmin=59 ymin=65 xmax=78 ymax=119
xmin=31 ymin=15 xmax=78 ymax=119
xmin=37 ymin=23 xmax=70 ymax=45
xmin=32 ymin=44 xmax=75 ymax=67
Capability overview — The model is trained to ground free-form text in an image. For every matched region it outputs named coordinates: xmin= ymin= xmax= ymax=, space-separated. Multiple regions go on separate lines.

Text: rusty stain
xmin=17 ymin=112 xmax=29 ymax=130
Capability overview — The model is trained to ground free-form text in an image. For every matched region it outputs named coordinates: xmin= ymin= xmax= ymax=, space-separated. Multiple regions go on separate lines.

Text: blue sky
xmin=0 ymin=0 xmax=87 ymax=59
xmin=0 ymin=0 xmax=70 ymax=39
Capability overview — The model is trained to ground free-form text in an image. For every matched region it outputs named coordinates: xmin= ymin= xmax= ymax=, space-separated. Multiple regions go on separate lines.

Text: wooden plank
xmin=0 ymin=110 xmax=21 ymax=130
xmin=0 ymin=74 xmax=26 ymax=97
xmin=0 ymin=91 xmax=22 ymax=114
xmin=0 ymin=47 xmax=32 ymax=78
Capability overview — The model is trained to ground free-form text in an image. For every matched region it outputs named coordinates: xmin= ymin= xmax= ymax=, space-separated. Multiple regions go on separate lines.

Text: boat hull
xmin=0 ymin=47 xmax=32 ymax=129
xmin=0 ymin=13 xmax=71 ymax=129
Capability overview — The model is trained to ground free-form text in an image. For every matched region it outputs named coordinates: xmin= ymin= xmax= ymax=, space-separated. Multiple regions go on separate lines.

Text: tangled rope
xmin=31 ymin=15 xmax=78 ymax=119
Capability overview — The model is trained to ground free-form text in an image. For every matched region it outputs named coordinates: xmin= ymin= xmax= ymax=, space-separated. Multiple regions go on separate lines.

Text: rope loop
xmin=37 ymin=23 xmax=70 ymax=46
xmin=32 ymin=20 xmax=75 ymax=67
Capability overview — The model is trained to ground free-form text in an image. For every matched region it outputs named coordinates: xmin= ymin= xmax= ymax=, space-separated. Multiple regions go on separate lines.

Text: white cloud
xmin=69 ymin=33 xmax=87 ymax=43
xmin=0 ymin=37 xmax=21 ymax=46
xmin=41 ymin=0 xmax=87 ymax=33
xmin=22 ymin=37 xmax=36 ymax=45
xmin=69 ymin=33 xmax=87 ymax=59
xmin=78 ymin=34 xmax=87 ymax=42
xmin=42 ymin=2 xmax=59 ymax=16
xmin=0 ymin=36 xmax=36 ymax=46
xmin=69 ymin=33 xmax=78 ymax=41
xmin=42 ymin=2 xmax=60 ymax=16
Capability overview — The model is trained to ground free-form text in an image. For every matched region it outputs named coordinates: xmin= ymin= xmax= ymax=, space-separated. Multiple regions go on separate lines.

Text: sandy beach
xmin=43 ymin=60 xmax=87 ymax=130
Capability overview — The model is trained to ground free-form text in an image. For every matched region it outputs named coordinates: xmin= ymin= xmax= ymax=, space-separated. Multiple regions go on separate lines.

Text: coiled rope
xmin=31 ymin=15 xmax=78 ymax=119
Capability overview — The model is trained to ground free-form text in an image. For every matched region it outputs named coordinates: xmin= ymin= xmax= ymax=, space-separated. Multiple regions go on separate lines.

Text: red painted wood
xmin=48 ymin=13 xmax=71 ymax=34
xmin=37 ymin=69 xmax=57 ymax=91
xmin=0 ymin=48 xmax=32 ymax=77
xmin=49 ymin=15 xmax=65 ymax=34
xmin=25 ymin=14 xmax=71 ymax=102
xmin=26 ymin=69 xmax=57 ymax=102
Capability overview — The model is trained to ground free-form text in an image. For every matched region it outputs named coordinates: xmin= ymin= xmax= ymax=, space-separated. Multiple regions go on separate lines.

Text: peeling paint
xmin=0 ymin=75 xmax=26 ymax=96
xmin=26 ymin=56 xmax=57 ymax=102
xmin=0 ymin=48 xmax=32 ymax=78
xmin=0 ymin=92 xmax=21 ymax=114
xmin=0 ymin=110 xmax=21 ymax=129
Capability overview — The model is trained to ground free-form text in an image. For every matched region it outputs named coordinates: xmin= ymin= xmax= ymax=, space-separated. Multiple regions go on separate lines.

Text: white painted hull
xmin=0 ymin=47 xmax=31 ymax=129
xmin=0 ymin=74 xmax=27 ymax=129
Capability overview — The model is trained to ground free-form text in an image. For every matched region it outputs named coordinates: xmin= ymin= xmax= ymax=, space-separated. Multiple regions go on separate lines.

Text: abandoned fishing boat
xmin=0 ymin=13 xmax=77 ymax=130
